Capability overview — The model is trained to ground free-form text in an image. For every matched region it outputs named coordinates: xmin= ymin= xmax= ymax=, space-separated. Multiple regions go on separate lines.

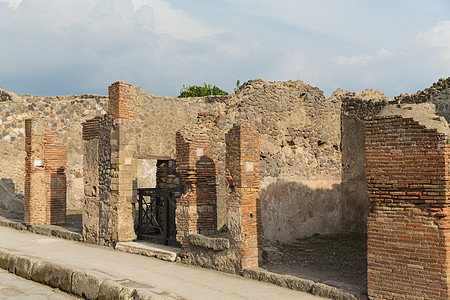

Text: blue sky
xmin=0 ymin=0 xmax=449 ymax=98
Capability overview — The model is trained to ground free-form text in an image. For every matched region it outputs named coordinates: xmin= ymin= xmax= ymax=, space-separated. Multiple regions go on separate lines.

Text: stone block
xmin=30 ymin=260 xmax=74 ymax=293
xmin=71 ymin=270 xmax=103 ymax=300
xmin=0 ymin=250 xmax=12 ymax=270
xmin=11 ymin=255 xmax=37 ymax=280
xmin=98 ymin=279 xmax=135 ymax=300
xmin=188 ymin=233 xmax=230 ymax=251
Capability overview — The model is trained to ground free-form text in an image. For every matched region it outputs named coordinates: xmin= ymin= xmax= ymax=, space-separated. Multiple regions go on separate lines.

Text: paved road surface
xmin=0 ymin=268 xmax=78 ymax=300
xmin=0 ymin=226 xmax=324 ymax=300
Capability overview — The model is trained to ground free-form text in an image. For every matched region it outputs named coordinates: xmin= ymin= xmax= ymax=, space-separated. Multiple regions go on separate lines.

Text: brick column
xmin=44 ymin=132 xmax=67 ymax=224
xmin=108 ymin=81 xmax=135 ymax=119
xmin=100 ymin=81 xmax=137 ymax=245
xmin=108 ymin=116 xmax=137 ymax=243
xmin=24 ymin=119 xmax=47 ymax=225
xmin=175 ymin=124 xmax=217 ymax=251
xmin=225 ymin=122 xmax=262 ymax=269
xmin=24 ymin=119 xmax=67 ymax=226
xmin=366 ymin=115 xmax=450 ymax=299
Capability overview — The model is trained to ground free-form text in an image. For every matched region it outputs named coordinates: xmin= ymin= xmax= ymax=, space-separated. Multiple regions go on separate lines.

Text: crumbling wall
xmin=217 ymin=80 xmax=343 ymax=242
xmin=9 ymin=77 xmax=450 ymax=244
xmin=131 ymin=79 xmax=344 ymax=242
xmin=339 ymin=89 xmax=394 ymax=233
xmin=365 ymin=104 xmax=450 ymax=299
xmin=0 ymin=89 xmax=107 ymax=216
xmin=396 ymin=77 xmax=450 ymax=122
xmin=339 ymin=79 xmax=450 ymax=234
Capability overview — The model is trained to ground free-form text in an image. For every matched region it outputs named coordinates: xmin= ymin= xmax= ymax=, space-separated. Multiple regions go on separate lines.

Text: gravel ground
xmin=262 ymin=232 xmax=367 ymax=296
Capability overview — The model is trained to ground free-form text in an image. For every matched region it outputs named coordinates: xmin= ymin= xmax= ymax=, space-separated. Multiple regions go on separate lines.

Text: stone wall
xmin=82 ymin=116 xmax=101 ymax=243
xmin=0 ymin=79 xmax=359 ymax=242
xmin=5 ymin=77 xmax=449 ymax=241
xmin=129 ymin=79 xmax=344 ymax=242
xmin=365 ymin=104 xmax=450 ymax=299
xmin=0 ymin=89 xmax=107 ymax=217
xmin=338 ymin=89 xmax=393 ymax=233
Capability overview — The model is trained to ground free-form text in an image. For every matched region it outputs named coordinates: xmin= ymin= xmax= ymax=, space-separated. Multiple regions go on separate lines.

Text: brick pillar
xmin=102 ymin=81 xmax=137 ymax=245
xmin=44 ymin=132 xmax=67 ymax=224
xmin=225 ymin=122 xmax=262 ymax=270
xmin=366 ymin=115 xmax=450 ymax=299
xmin=24 ymin=119 xmax=67 ymax=226
xmin=82 ymin=116 xmax=101 ymax=243
xmin=175 ymin=124 xmax=217 ymax=252
xmin=24 ymin=119 xmax=47 ymax=225
xmin=108 ymin=81 xmax=135 ymax=119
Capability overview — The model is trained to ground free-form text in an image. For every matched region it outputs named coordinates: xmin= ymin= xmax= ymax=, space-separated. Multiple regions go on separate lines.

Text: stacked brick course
xmin=365 ymin=114 xmax=450 ymax=299
xmin=175 ymin=124 xmax=217 ymax=251
xmin=24 ymin=119 xmax=47 ymax=225
xmin=24 ymin=119 xmax=67 ymax=225
xmin=108 ymin=81 xmax=135 ymax=119
xmin=225 ymin=122 xmax=262 ymax=269
xmin=44 ymin=132 xmax=67 ymax=224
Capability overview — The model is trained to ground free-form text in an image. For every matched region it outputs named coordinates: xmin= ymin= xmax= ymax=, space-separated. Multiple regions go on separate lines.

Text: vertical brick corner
xmin=24 ymin=118 xmax=67 ymax=226
xmin=44 ymin=132 xmax=67 ymax=224
xmin=175 ymin=125 xmax=217 ymax=252
xmin=24 ymin=119 xmax=47 ymax=225
xmin=108 ymin=81 xmax=136 ymax=119
xmin=225 ymin=121 xmax=262 ymax=270
xmin=365 ymin=115 xmax=450 ymax=299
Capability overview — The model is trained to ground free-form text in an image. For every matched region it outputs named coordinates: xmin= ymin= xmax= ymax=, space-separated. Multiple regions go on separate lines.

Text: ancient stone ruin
xmin=1 ymin=76 xmax=450 ymax=298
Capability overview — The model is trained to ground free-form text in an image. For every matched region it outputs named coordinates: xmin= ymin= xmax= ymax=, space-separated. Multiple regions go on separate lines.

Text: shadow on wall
xmin=341 ymin=114 xmax=369 ymax=233
xmin=261 ymin=179 xmax=344 ymax=243
xmin=49 ymin=172 xmax=67 ymax=224
xmin=195 ymin=155 xmax=217 ymax=234
xmin=0 ymin=178 xmax=24 ymax=219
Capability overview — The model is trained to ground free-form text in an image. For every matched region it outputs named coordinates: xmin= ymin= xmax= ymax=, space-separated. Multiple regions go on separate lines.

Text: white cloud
xmin=0 ymin=0 xmax=20 ymax=9
xmin=416 ymin=20 xmax=450 ymax=60
xmin=132 ymin=0 xmax=223 ymax=40
xmin=272 ymin=51 xmax=313 ymax=81
xmin=333 ymin=48 xmax=400 ymax=66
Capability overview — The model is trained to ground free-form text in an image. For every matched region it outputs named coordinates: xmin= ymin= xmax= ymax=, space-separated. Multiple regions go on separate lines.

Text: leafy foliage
xmin=178 ymin=83 xmax=228 ymax=98
xmin=234 ymin=80 xmax=240 ymax=94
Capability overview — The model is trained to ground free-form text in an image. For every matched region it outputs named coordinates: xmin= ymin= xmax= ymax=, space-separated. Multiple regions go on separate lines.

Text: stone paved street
xmin=0 ymin=269 xmax=79 ymax=300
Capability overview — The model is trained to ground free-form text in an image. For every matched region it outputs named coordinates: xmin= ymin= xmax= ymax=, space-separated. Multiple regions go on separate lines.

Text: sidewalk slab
xmin=0 ymin=226 xmax=323 ymax=300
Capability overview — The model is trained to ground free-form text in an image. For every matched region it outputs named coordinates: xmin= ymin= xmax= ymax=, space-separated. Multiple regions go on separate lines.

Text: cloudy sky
xmin=0 ymin=0 xmax=449 ymax=98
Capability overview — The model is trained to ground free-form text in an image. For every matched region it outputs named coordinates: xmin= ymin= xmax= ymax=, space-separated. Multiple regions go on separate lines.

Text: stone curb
xmin=115 ymin=242 xmax=178 ymax=262
xmin=0 ymin=216 xmax=83 ymax=242
xmin=243 ymin=268 xmax=362 ymax=300
xmin=0 ymin=248 xmax=176 ymax=300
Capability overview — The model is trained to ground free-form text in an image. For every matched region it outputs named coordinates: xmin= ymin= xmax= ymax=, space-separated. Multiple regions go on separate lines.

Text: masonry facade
xmin=365 ymin=104 xmax=450 ymax=299
xmin=2 ymin=78 xmax=450 ymax=240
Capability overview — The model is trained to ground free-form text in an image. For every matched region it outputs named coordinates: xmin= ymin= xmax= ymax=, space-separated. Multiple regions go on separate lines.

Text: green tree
xmin=178 ymin=83 xmax=228 ymax=98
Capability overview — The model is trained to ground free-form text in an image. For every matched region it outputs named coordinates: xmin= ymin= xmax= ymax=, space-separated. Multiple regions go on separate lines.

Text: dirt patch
xmin=262 ymin=232 xmax=367 ymax=296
